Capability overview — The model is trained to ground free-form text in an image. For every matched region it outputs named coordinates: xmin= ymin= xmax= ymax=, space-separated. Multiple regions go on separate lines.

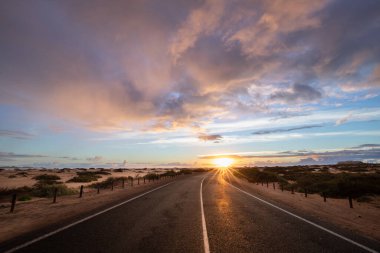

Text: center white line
xmin=228 ymin=182 xmax=378 ymax=253
xmin=5 ymin=182 xmax=173 ymax=253
xmin=200 ymin=176 xmax=210 ymax=253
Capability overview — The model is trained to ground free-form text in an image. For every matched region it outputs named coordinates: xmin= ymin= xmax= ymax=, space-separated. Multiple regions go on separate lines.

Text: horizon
xmin=1 ymin=0 xmax=380 ymax=168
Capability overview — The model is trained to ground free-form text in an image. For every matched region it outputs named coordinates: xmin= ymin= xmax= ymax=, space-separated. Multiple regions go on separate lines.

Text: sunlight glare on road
xmin=213 ymin=157 xmax=234 ymax=168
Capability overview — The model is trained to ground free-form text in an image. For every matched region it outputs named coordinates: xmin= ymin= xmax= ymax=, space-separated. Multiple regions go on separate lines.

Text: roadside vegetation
xmin=234 ymin=164 xmax=380 ymax=201
xmin=66 ymin=171 xmax=109 ymax=183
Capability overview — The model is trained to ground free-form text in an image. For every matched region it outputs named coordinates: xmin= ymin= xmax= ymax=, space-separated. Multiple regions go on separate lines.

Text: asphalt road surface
xmin=2 ymin=171 xmax=380 ymax=253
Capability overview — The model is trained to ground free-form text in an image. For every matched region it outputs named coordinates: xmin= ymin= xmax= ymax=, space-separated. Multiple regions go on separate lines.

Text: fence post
xmin=323 ymin=192 xmax=326 ymax=202
xmin=111 ymin=181 xmax=114 ymax=191
xmin=291 ymin=187 xmax=294 ymax=194
xmin=53 ymin=188 xmax=58 ymax=203
xmin=79 ymin=185 xmax=83 ymax=198
xmin=144 ymin=178 xmax=146 ymax=184
xmin=348 ymin=195 xmax=353 ymax=208
xmin=304 ymin=188 xmax=308 ymax=198
xmin=10 ymin=194 xmax=17 ymax=213
xmin=122 ymin=179 xmax=125 ymax=188
xmin=97 ymin=186 xmax=100 ymax=194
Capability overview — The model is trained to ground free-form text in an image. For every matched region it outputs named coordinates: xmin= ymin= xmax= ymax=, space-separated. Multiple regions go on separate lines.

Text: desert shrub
xmin=113 ymin=168 xmax=124 ymax=172
xmin=0 ymin=186 xmax=33 ymax=199
xmin=144 ymin=173 xmax=160 ymax=180
xmin=236 ymin=168 xmax=280 ymax=183
xmin=18 ymin=195 xmax=32 ymax=201
xmin=191 ymin=168 xmax=208 ymax=172
xmin=33 ymin=174 xmax=61 ymax=184
xmin=180 ymin=169 xmax=192 ymax=174
xmin=8 ymin=175 xmax=16 ymax=178
xmin=292 ymin=173 xmax=380 ymax=198
xmin=357 ymin=196 xmax=373 ymax=202
xmin=67 ymin=172 xmax=101 ymax=183
xmin=32 ymin=183 xmax=77 ymax=197
xmin=89 ymin=177 xmax=126 ymax=189
xmin=294 ymin=173 xmax=336 ymax=193
xmin=16 ymin=172 xmax=28 ymax=177
xmin=161 ymin=170 xmax=179 ymax=177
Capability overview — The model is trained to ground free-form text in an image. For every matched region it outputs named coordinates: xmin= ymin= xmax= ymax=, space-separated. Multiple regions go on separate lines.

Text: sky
xmin=0 ymin=0 xmax=380 ymax=168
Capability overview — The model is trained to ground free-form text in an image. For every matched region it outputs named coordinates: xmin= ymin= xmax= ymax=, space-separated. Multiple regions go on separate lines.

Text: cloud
xmin=0 ymin=130 xmax=35 ymax=139
xmin=335 ymin=112 xmax=352 ymax=125
xmin=86 ymin=156 xmax=103 ymax=162
xmin=170 ymin=0 xmax=225 ymax=62
xmin=0 ymin=152 xmax=47 ymax=161
xmin=198 ymin=134 xmax=223 ymax=142
xmin=158 ymin=162 xmax=192 ymax=167
xmin=0 ymin=0 xmax=379 ymax=133
xmin=252 ymin=125 xmax=322 ymax=135
xmin=199 ymin=143 xmax=380 ymax=165
xmin=270 ymin=84 xmax=322 ymax=104
xmin=353 ymin=144 xmax=380 ymax=149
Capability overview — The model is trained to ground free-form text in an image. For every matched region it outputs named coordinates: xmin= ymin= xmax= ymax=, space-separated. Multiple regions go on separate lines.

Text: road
xmin=2 ymin=171 xmax=380 ymax=253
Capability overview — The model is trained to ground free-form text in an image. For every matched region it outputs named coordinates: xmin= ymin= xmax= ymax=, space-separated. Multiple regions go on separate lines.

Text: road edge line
xmin=228 ymin=182 xmax=378 ymax=253
xmin=200 ymin=176 xmax=210 ymax=253
xmin=5 ymin=182 xmax=173 ymax=253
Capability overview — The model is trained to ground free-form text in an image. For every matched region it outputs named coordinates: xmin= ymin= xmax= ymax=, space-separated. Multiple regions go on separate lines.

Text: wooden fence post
xmin=122 ymin=179 xmax=125 ymax=188
xmin=10 ymin=194 xmax=17 ymax=213
xmin=144 ymin=178 xmax=146 ymax=184
xmin=111 ymin=181 xmax=114 ymax=191
xmin=291 ymin=187 xmax=294 ymax=194
xmin=348 ymin=195 xmax=353 ymax=208
xmin=79 ymin=185 xmax=83 ymax=198
xmin=304 ymin=188 xmax=308 ymax=198
xmin=97 ymin=186 xmax=100 ymax=194
xmin=53 ymin=188 xmax=58 ymax=203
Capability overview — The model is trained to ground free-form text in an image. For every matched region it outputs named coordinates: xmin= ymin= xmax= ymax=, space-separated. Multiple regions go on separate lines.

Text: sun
xmin=213 ymin=157 xmax=235 ymax=168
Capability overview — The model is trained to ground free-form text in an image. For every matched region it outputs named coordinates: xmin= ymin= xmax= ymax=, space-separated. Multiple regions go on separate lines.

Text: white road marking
xmin=4 ymin=182 xmax=173 ymax=253
xmin=200 ymin=176 xmax=211 ymax=253
xmin=228 ymin=182 xmax=378 ymax=253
